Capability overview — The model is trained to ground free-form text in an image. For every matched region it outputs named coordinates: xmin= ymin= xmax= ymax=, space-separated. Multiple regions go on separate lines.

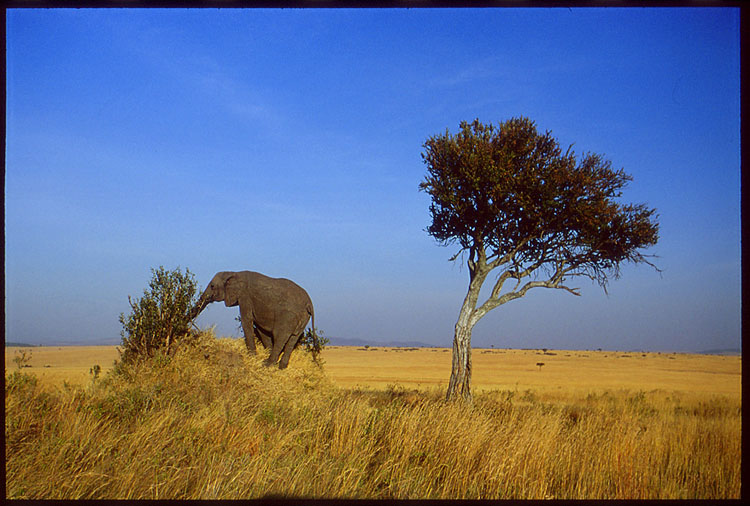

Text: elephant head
xmin=190 ymin=272 xmax=243 ymax=319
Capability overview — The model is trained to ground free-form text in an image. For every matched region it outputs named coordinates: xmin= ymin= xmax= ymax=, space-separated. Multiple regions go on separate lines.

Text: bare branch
xmin=556 ymin=284 xmax=581 ymax=296
xmin=488 ymin=269 xmax=517 ymax=302
xmin=471 ymin=259 xmax=580 ymax=327
xmin=486 ymin=236 xmax=534 ymax=271
xmin=448 ymin=249 xmax=465 ymax=263
xmin=486 ymin=243 xmax=552 ymax=303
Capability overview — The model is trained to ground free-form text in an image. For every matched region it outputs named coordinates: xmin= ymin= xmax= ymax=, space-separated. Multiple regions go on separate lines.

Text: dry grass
xmin=5 ymin=334 xmax=741 ymax=499
xmin=6 ymin=344 xmax=741 ymax=399
xmin=321 ymin=346 xmax=741 ymax=398
xmin=5 ymin=346 xmax=120 ymax=386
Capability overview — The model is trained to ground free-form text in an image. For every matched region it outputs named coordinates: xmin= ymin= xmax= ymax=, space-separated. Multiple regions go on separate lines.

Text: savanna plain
xmin=5 ymin=335 xmax=742 ymax=499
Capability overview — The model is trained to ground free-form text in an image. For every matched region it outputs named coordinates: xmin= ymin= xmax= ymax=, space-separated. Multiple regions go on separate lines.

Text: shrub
xmin=118 ymin=266 xmax=199 ymax=362
xmin=296 ymin=327 xmax=329 ymax=365
xmin=12 ymin=349 xmax=33 ymax=370
xmin=4 ymin=370 xmax=38 ymax=394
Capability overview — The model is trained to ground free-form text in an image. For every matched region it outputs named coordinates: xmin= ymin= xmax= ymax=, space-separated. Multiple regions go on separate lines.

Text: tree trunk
xmin=445 ymin=273 xmax=484 ymax=402
xmin=446 ymin=321 xmax=473 ymax=402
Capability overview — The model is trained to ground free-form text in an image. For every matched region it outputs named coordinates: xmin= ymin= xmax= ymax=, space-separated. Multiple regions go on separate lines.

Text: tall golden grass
xmin=5 ymin=332 xmax=741 ymax=499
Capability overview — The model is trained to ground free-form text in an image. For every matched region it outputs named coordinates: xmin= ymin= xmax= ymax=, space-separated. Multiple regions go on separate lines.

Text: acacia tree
xmin=419 ymin=117 xmax=659 ymax=402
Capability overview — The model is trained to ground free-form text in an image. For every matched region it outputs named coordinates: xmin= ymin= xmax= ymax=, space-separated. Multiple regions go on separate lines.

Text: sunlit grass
xmin=6 ymin=343 xmax=740 ymax=399
xmin=5 ymin=333 xmax=741 ymax=499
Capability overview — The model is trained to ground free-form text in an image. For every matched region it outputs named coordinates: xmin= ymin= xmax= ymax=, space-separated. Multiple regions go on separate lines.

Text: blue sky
xmin=5 ymin=8 xmax=740 ymax=352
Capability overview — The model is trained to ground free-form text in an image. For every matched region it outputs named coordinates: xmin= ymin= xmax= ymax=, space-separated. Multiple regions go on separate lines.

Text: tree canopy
xmin=421 ymin=117 xmax=659 ymax=291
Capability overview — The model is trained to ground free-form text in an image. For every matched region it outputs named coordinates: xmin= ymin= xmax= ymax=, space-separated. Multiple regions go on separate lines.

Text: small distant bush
xmin=296 ymin=328 xmax=329 ymax=365
xmin=89 ymin=364 xmax=101 ymax=381
xmin=118 ymin=266 xmax=199 ymax=362
xmin=13 ymin=349 xmax=33 ymax=370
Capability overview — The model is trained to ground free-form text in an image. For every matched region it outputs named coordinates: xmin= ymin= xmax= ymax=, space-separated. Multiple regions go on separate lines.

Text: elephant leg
xmin=255 ymin=326 xmax=273 ymax=350
xmin=264 ymin=337 xmax=286 ymax=367
xmin=264 ymin=313 xmax=296 ymax=367
xmin=239 ymin=305 xmax=257 ymax=355
xmin=278 ymin=332 xmax=302 ymax=370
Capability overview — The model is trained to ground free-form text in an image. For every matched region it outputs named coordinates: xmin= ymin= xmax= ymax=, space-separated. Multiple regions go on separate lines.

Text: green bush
xmin=297 ymin=327 xmax=329 ymax=365
xmin=118 ymin=266 xmax=199 ymax=362
xmin=5 ymin=370 xmax=38 ymax=395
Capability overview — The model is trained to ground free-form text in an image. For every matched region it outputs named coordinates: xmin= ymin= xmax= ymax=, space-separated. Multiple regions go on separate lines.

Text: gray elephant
xmin=190 ymin=271 xmax=317 ymax=369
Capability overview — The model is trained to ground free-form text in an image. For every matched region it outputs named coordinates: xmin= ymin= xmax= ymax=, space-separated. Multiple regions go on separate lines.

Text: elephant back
xmin=243 ymin=271 xmax=312 ymax=313
xmin=276 ymin=277 xmax=313 ymax=308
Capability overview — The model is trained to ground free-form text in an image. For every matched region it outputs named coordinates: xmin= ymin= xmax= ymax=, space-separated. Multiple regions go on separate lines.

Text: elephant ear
xmin=224 ymin=274 xmax=243 ymax=307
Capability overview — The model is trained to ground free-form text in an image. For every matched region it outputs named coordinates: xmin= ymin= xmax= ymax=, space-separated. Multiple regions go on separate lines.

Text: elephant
xmin=190 ymin=271 xmax=317 ymax=369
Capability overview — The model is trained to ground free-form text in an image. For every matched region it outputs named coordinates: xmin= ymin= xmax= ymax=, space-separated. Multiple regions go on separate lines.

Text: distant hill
xmin=6 ymin=337 xmax=440 ymax=349
xmin=6 ymin=339 xmax=120 ymax=347
xmin=696 ymin=348 xmax=741 ymax=356
xmin=327 ymin=337 xmax=439 ymax=348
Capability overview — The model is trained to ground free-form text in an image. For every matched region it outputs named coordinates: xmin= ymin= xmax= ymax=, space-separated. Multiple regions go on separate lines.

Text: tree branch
xmin=486 ymin=239 xmax=553 ymax=303
xmin=448 ymin=248 xmax=465 ymax=263
xmin=486 ymin=236 xmax=534 ymax=271
xmin=470 ymin=259 xmax=580 ymax=327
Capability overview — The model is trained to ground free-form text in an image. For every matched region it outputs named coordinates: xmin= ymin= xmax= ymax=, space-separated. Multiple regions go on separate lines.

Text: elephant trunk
xmin=189 ymin=291 xmax=211 ymax=320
